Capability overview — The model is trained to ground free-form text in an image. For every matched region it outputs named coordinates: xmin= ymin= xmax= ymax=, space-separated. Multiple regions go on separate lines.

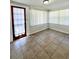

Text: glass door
xmin=11 ymin=6 xmax=26 ymax=40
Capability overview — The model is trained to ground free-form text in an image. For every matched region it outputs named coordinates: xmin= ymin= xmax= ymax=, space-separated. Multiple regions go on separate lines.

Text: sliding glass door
xmin=11 ymin=6 xmax=26 ymax=40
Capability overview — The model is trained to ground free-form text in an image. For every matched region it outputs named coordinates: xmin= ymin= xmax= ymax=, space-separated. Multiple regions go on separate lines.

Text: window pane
xmin=14 ymin=15 xmax=24 ymax=25
xmin=30 ymin=9 xmax=47 ymax=26
xmin=49 ymin=11 xmax=59 ymax=24
xmin=13 ymin=9 xmax=24 ymax=25
xmin=59 ymin=9 xmax=69 ymax=25
xmin=13 ymin=7 xmax=25 ymax=36
xmin=49 ymin=9 xmax=69 ymax=26
xmin=14 ymin=25 xmax=25 ymax=36
xmin=13 ymin=8 xmax=24 ymax=15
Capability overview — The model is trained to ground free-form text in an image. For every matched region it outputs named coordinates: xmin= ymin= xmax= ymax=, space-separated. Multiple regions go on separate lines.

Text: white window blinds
xmin=30 ymin=9 xmax=47 ymax=26
xmin=49 ymin=9 xmax=69 ymax=26
xmin=49 ymin=11 xmax=59 ymax=24
xmin=59 ymin=9 xmax=69 ymax=25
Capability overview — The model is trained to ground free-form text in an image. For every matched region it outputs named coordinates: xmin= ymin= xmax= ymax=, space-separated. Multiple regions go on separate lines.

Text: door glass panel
xmin=13 ymin=7 xmax=25 ymax=37
xmin=14 ymin=25 xmax=25 ymax=36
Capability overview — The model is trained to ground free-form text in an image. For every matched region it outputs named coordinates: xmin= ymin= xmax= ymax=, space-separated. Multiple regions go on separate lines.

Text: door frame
xmin=11 ymin=6 xmax=26 ymax=41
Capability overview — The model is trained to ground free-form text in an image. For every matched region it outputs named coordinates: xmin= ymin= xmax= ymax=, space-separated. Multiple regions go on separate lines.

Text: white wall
xmin=10 ymin=16 xmax=13 ymax=42
xmin=49 ymin=23 xmax=69 ymax=34
xmin=10 ymin=2 xmax=69 ymax=42
xmin=30 ymin=24 xmax=48 ymax=34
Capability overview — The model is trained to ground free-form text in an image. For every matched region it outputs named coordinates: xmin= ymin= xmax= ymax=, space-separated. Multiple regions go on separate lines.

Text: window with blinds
xmin=59 ymin=9 xmax=69 ymax=25
xmin=49 ymin=9 xmax=69 ymax=26
xmin=49 ymin=11 xmax=59 ymax=24
xmin=30 ymin=9 xmax=47 ymax=26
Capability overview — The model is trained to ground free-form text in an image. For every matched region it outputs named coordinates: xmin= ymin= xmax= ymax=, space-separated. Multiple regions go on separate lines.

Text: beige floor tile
xmin=51 ymin=51 xmax=67 ymax=59
xmin=23 ymin=49 xmax=36 ymax=59
xmin=10 ymin=29 xmax=69 ymax=59
xmin=32 ymin=44 xmax=43 ymax=55
xmin=10 ymin=51 xmax=17 ymax=59
xmin=45 ymin=42 xmax=58 ymax=56
xmin=56 ymin=46 xmax=69 ymax=56
xmin=36 ymin=50 xmax=50 ymax=59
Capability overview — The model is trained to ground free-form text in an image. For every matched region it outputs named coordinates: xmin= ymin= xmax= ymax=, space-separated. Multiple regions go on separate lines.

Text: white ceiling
xmin=11 ymin=0 xmax=69 ymax=10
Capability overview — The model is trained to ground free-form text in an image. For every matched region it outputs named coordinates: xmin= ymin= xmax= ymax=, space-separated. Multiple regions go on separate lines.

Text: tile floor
xmin=10 ymin=29 xmax=69 ymax=59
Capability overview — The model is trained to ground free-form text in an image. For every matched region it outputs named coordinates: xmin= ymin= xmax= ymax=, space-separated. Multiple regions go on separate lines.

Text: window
xmin=49 ymin=11 xmax=59 ymax=24
xmin=49 ymin=9 xmax=69 ymax=26
xmin=11 ymin=6 xmax=26 ymax=40
xmin=59 ymin=9 xmax=69 ymax=25
xmin=30 ymin=9 xmax=47 ymax=26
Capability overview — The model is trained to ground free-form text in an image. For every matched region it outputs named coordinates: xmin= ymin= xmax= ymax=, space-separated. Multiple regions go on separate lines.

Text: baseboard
xmin=49 ymin=28 xmax=69 ymax=34
xmin=29 ymin=28 xmax=49 ymax=36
